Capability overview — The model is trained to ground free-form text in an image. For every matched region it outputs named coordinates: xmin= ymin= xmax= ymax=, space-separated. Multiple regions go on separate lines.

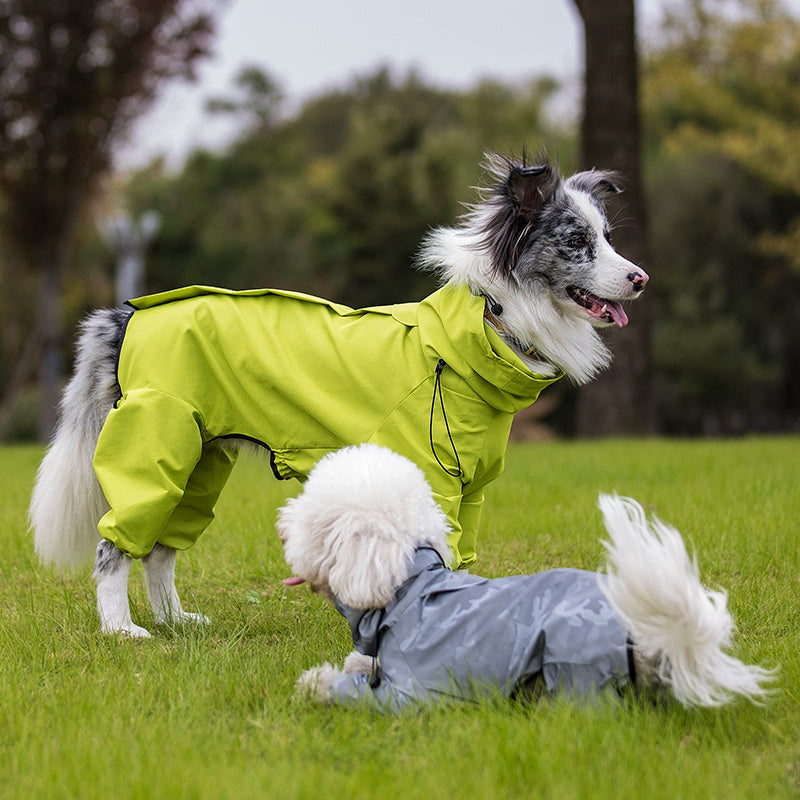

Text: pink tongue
xmin=607 ymin=301 xmax=628 ymax=328
xmin=282 ymin=576 xmax=305 ymax=586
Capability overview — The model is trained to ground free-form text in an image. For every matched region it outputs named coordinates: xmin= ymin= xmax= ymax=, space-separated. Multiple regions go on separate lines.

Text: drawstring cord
xmin=429 ymin=359 xmax=462 ymax=479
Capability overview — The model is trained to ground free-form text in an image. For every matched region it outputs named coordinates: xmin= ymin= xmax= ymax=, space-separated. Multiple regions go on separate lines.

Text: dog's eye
xmin=568 ymin=235 xmax=587 ymax=250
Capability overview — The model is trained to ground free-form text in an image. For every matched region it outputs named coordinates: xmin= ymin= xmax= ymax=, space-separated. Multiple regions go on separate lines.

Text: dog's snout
xmin=627 ymin=270 xmax=649 ymax=292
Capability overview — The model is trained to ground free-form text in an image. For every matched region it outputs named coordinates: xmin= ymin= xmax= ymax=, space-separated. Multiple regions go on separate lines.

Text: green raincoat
xmin=93 ymin=283 xmax=561 ymax=568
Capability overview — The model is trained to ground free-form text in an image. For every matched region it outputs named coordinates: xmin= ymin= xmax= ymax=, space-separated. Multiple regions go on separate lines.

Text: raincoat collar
xmin=334 ymin=546 xmax=446 ymax=657
xmin=415 ymin=283 xmax=563 ymax=414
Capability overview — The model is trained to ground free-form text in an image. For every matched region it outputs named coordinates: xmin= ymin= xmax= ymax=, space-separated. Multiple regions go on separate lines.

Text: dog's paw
xmin=343 ymin=650 xmax=374 ymax=675
xmin=155 ymin=609 xmax=210 ymax=628
xmin=182 ymin=611 xmax=210 ymax=626
xmin=294 ymin=663 xmax=343 ymax=704
xmin=101 ymin=621 xmax=152 ymax=639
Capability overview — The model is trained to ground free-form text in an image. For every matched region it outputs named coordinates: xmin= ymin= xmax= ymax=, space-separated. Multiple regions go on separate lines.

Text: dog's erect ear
xmin=477 ymin=152 xmax=563 ymax=277
xmin=508 ymin=163 xmax=560 ymax=221
xmin=567 ymin=170 xmax=624 ymax=204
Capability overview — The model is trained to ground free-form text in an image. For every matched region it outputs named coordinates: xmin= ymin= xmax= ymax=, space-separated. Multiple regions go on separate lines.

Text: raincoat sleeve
xmin=93 ymin=388 xmax=236 ymax=557
xmin=328 ymin=673 xmax=419 ymax=713
xmin=447 ymin=421 xmax=509 ymax=569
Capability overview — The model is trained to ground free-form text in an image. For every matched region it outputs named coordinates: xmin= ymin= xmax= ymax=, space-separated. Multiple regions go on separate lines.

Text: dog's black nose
xmin=627 ymin=271 xmax=649 ymax=291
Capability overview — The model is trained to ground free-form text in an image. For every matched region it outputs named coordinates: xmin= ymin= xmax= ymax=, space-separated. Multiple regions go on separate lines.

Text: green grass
xmin=1 ymin=439 xmax=799 ymax=799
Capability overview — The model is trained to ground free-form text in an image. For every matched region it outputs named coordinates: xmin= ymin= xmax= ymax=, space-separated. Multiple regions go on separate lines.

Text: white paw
xmin=343 ymin=650 xmax=374 ymax=675
xmin=156 ymin=610 xmax=210 ymax=628
xmin=101 ymin=621 xmax=152 ymax=639
xmin=178 ymin=610 xmax=210 ymax=626
xmin=294 ymin=663 xmax=343 ymax=704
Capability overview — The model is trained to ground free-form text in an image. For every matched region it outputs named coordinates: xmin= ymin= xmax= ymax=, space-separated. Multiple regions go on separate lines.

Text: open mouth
xmin=567 ymin=287 xmax=629 ymax=328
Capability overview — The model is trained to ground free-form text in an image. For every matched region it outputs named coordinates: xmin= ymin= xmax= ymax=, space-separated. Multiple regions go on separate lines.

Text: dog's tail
xmin=29 ymin=308 xmax=130 ymax=571
xmin=597 ymin=494 xmax=774 ymax=708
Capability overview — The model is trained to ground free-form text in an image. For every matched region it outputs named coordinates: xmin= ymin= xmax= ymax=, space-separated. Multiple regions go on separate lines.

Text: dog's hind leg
xmin=93 ymin=540 xmax=151 ymax=638
xmin=92 ymin=395 xmax=231 ymax=635
xmin=142 ymin=543 xmax=209 ymax=628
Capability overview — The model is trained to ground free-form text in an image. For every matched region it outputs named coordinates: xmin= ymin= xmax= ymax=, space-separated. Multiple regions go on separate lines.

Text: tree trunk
xmin=572 ymin=0 xmax=656 ymax=435
xmin=0 ymin=323 xmax=41 ymax=441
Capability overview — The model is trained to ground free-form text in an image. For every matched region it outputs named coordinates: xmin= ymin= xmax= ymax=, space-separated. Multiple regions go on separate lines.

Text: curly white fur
xmin=283 ymin=446 xmax=773 ymax=709
xmin=294 ymin=651 xmax=376 ymax=704
xmin=294 ymin=663 xmax=343 ymax=703
xmin=277 ymin=444 xmax=453 ymax=609
xmin=598 ymin=494 xmax=774 ymax=707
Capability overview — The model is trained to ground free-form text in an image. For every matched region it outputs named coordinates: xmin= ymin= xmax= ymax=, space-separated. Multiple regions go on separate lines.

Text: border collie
xmin=30 ymin=152 xmax=648 ymax=637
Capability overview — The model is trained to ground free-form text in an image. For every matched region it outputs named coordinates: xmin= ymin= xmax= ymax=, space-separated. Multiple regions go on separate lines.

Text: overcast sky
xmin=117 ymin=0 xmax=799 ymax=169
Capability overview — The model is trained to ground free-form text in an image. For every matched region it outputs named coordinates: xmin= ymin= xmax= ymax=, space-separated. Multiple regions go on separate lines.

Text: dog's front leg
xmin=93 ymin=540 xmax=151 ymax=638
xmin=296 ymin=664 xmax=413 ymax=712
xmin=295 ymin=663 xmax=344 ymax=704
xmin=142 ymin=543 xmax=209 ymax=628
xmin=343 ymin=650 xmax=374 ymax=675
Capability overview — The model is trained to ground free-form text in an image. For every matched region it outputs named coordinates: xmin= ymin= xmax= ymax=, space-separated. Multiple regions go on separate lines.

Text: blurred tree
xmin=0 ymin=0 xmax=214 ymax=440
xmin=126 ymin=67 xmax=572 ymax=306
xmin=322 ymin=70 xmax=460 ymax=305
xmin=571 ymin=0 xmax=655 ymax=436
xmin=327 ymin=72 xmax=575 ymax=306
xmin=644 ymin=0 xmax=800 ymax=432
xmin=206 ymin=64 xmax=284 ymax=130
xmin=124 ymin=82 xmax=345 ymax=293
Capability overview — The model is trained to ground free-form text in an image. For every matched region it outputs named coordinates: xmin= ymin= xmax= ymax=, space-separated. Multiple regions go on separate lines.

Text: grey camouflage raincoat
xmin=330 ymin=547 xmax=635 ymax=711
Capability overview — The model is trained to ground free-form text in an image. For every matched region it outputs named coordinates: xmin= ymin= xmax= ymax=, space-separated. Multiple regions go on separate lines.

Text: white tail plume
xmin=598 ymin=494 xmax=774 ymax=707
xmin=29 ymin=311 xmax=121 ymax=571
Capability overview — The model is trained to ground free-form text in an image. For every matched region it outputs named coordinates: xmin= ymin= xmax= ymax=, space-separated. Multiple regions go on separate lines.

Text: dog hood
xmin=334 ymin=546 xmax=448 ymax=656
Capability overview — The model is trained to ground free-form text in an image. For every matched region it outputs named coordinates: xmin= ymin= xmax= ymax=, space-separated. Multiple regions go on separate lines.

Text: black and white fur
xmin=419 ymin=153 xmax=648 ymax=384
xmin=29 ymin=153 xmax=648 ymax=637
xmin=281 ymin=445 xmax=773 ymax=709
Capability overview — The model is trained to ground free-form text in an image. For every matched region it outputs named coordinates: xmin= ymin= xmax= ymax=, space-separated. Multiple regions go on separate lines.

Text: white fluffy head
xmin=277 ymin=444 xmax=453 ymax=609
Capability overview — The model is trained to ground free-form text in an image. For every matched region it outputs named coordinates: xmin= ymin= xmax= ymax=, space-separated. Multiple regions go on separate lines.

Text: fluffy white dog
xmin=278 ymin=444 xmax=773 ymax=711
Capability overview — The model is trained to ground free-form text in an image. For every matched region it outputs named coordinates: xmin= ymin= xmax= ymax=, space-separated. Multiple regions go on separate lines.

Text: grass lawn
xmin=1 ymin=438 xmax=798 ymax=799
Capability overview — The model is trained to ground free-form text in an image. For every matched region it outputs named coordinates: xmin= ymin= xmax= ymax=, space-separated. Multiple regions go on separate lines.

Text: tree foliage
xmin=0 ymin=0 xmax=212 ymax=258
xmin=643 ymin=0 xmax=800 ymax=432
xmin=125 ymin=67 xmax=572 ymax=306
xmin=0 ymin=0 xmax=214 ymax=437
